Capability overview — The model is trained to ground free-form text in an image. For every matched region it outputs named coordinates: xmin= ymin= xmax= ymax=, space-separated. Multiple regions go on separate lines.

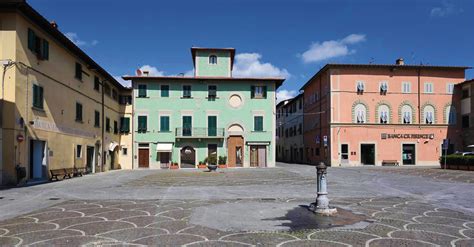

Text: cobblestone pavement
xmin=1 ymin=197 xmax=474 ymax=246
xmin=1 ymin=164 xmax=474 ymax=246
xmin=362 ymin=167 xmax=474 ymax=184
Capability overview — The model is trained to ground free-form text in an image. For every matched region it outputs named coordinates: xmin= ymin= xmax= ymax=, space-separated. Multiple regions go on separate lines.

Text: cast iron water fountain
xmin=309 ymin=162 xmax=338 ymax=215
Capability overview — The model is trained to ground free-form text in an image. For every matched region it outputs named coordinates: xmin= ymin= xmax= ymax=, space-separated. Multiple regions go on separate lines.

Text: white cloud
xmin=114 ymin=76 xmax=130 ymax=87
xmin=276 ymin=89 xmax=298 ymax=104
xmin=300 ymin=34 xmax=366 ymax=63
xmin=65 ymin=32 xmax=98 ymax=47
xmin=430 ymin=2 xmax=463 ymax=17
xmin=139 ymin=65 xmax=165 ymax=76
xmin=232 ymin=53 xmax=290 ymax=78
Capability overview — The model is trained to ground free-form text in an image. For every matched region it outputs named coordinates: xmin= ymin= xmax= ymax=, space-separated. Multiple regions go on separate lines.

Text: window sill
xmin=159 ymin=131 xmax=172 ymax=133
xmin=31 ymin=106 xmax=45 ymax=112
xmin=206 ymin=97 xmax=219 ymax=99
xmin=181 ymin=97 xmax=193 ymax=99
xmin=94 ymin=125 xmax=100 ymax=128
xmin=252 ymin=130 xmax=266 ymax=133
xmin=251 ymin=97 xmax=266 ymax=99
xmin=137 ymin=96 xmax=149 ymax=98
xmin=75 ymin=120 xmax=84 ymax=123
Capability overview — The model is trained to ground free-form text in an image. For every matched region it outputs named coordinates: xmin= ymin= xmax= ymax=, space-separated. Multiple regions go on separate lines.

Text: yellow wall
xmin=0 ymin=12 xmax=131 ymax=185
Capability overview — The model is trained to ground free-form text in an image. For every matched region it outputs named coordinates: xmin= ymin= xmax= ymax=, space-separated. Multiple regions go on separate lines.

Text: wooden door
xmin=138 ymin=149 xmax=149 ymax=168
xmin=258 ymin=146 xmax=267 ymax=167
xmin=227 ymin=136 xmax=243 ymax=167
xmin=250 ymin=146 xmax=258 ymax=167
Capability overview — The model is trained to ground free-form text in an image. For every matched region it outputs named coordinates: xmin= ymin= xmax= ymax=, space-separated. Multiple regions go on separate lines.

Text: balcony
xmin=175 ymin=128 xmax=225 ymax=138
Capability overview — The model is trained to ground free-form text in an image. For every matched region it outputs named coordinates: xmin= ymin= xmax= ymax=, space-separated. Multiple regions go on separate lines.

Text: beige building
xmin=0 ymin=0 xmax=132 ymax=185
xmin=458 ymin=79 xmax=474 ymax=150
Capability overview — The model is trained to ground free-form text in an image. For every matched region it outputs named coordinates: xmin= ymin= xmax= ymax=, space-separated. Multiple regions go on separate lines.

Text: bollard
xmin=309 ymin=162 xmax=337 ymax=216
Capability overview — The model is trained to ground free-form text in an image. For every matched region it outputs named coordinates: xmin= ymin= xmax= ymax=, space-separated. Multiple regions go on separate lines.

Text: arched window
xmin=353 ymin=104 xmax=367 ymax=123
xmin=401 ymin=105 xmax=413 ymax=124
xmin=378 ymin=105 xmax=390 ymax=124
xmin=209 ymin=55 xmax=217 ymax=64
xmin=423 ymin=105 xmax=435 ymax=124
xmin=445 ymin=105 xmax=456 ymax=124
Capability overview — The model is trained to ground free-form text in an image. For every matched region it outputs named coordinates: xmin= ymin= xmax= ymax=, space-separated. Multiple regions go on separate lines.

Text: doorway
xmin=402 ymin=144 xmax=416 ymax=165
xmin=250 ymin=145 xmax=267 ymax=167
xmin=138 ymin=148 xmax=149 ymax=168
xmin=29 ymin=140 xmax=47 ymax=180
xmin=340 ymin=144 xmax=349 ymax=164
xmin=180 ymin=146 xmax=196 ymax=168
xmin=208 ymin=144 xmax=217 ymax=165
xmin=360 ymin=144 xmax=375 ymax=165
xmin=86 ymin=146 xmax=94 ymax=173
xmin=227 ymin=136 xmax=244 ymax=167
xmin=159 ymin=152 xmax=170 ymax=168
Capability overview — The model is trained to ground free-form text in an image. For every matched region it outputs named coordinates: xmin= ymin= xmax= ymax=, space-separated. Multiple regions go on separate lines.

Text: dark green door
xmin=208 ymin=116 xmax=217 ymax=136
xmin=183 ymin=116 xmax=192 ymax=136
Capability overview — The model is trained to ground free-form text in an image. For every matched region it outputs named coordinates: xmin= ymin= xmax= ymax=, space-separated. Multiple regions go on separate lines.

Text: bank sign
xmin=381 ymin=133 xmax=434 ymax=139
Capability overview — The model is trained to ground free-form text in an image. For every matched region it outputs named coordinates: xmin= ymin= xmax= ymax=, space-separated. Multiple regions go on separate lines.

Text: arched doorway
xmin=227 ymin=124 xmax=244 ymax=168
xmin=180 ymin=146 xmax=196 ymax=168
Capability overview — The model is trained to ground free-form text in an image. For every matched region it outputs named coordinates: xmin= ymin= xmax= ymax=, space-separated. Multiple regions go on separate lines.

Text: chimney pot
xmin=396 ymin=58 xmax=404 ymax=65
xmin=143 ymin=71 xmax=149 ymax=76
xmin=50 ymin=21 xmax=58 ymax=29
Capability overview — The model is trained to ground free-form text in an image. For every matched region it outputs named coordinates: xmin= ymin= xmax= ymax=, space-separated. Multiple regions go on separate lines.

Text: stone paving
xmin=0 ymin=164 xmax=474 ymax=246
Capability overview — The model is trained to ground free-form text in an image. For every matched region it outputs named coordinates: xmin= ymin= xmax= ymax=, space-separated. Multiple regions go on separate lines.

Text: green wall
xmin=195 ymin=50 xmax=231 ymax=77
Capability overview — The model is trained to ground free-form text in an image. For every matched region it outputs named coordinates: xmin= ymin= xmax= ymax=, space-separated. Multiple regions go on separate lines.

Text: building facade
xmin=276 ymin=94 xmax=305 ymax=163
xmin=124 ymin=48 xmax=283 ymax=169
xmin=458 ymin=79 xmax=474 ymax=149
xmin=302 ymin=61 xmax=468 ymax=166
xmin=0 ymin=0 xmax=132 ymax=185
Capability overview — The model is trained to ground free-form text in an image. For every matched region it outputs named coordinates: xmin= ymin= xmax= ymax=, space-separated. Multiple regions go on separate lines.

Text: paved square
xmin=1 ymin=163 xmax=474 ymax=246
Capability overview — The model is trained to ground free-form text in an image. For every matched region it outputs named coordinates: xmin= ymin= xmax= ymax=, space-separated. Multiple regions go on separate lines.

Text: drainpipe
xmin=101 ymin=80 xmax=106 ymax=172
xmin=418 ymin=68 xmax=421 ymax=128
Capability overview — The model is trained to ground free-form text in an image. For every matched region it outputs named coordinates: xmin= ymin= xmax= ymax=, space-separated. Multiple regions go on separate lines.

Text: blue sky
xmin=30 ymin=0 xmax=473 ymax=101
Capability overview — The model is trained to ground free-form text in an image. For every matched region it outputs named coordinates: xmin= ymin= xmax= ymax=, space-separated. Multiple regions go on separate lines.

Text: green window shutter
xmin=161 ymin=85 xmax=169 ymax=97
xmin=251 ymin=86 xmax=255 ymax=98
xmin=208 ymin=116 xmax=217 ymax=136
xmin=76 ymin=103 xmax=82 ymax=121
xmin=32 ymin=84 xmax=39 ymax=108
xmin=254 ymin=116 xmax=263 ymax=131
xmin=138 ymin=85 xmax=147 ymax=97
xmin=38 ymin=86 xmax=44 ymax=109
xmin=28 ymin=28 xmax=35 ymax=51
xmin=182 ymin=116 xmax=192 ymax=136
xmin=138 ymin=116 xmax=147 ymax=132
xmin=262 ymin=86 xmax=267 ymax=98
xmin=42 ymin=40 xmax=49 ymax=60
xmin=121 ymin=117 xmax=130 ymax=133
xmin=160 ymin=116 xmax=170 ymax=132
xmin=95 ymin=111 xmax=100 ymax=127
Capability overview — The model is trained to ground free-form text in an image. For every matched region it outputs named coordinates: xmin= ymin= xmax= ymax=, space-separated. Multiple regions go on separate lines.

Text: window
xmin=298 ymin=124 xmax=302 ymax=135
xmin=462 ymin=88 xmax=470 ymax=99
xmin=183 ymin=85 xmax=191 ymax=98
xmin=32 ymin=84 xmax=44 ymax=109
xmin=208 ymin=85 xmax=217 ymax=98
xmin=462 ymin=115 xmax=470 ymax=128
xmin=423 ymin=105 xmax=435 ymax=124
xmin=356 ymin=81 xmax=365 ymax=93
xmin=299 ymin=99 xmax=303 ymax=109
xmin=380 ymin=81 xmax=388 ymax=94
xmin=94 ymin=111 xmax=100 ymax=128
xmin=182 ymin=116 xmax=192 ymax=136
xmin=353 ymin=104 xmax=367 ymax=123
xmin=94 ymin=76 xmax=100 ymax=91
xmin=402 ymin=82 xmax=411 ymax=93
xmin=122 ymin=148 xmax=128 ymax=155
xmin=254 ymin=116 xmax=263 ymax=131
xmin=251 ymin=86 xmax=267 ymax=99
xmin=137 ymin=116 xmax=147 ymax=132
xmin=76 ymin=145 xmax=82 ymax=158
xmin=75 ymin=102 xmax=83 ymax=122
xmin=208 ymin=116 xmax=217 ymax=136
xmin=106 ymin=117 xmax=111 ymax=132
xmin=119 ymin=95 xmax=132 ymax=105
xmin=28 ymin=28 xmax=49 ymax=60
xmin=138 ymin=84 xmax=147 ymax=97
xmin=161 ymin=85 xmax=169 ymax=97
xmin=114 ymin=120 xmax=118 ymax=134
xmin=378 ymin=105 xmax=389 ymax=124
xmin=209 ymin=55 xmax=217 ymax=64
xmin=446 ymin=83 xmax=454 ymax=94
xmin=104 ymin=83 xmax=111 ymax=96
xmin=446 ymin=105 xmax=456 ymax=125
xmin=112 ymin=89 xmax=118 ymax=101
xmin=160 ymin=116 xmax=170 ymax=132
xmin=120 ymin=117 xmax=130 ymax=133
xmin=424 ymin=82 xmax=434 ymax=93
xmin=315 ymin=148 xmax=320 ymax=156
xmin=401 ymin=105 xmax=413 ymax=124
xmin=75 ymin=62 xmax=82 ymax=80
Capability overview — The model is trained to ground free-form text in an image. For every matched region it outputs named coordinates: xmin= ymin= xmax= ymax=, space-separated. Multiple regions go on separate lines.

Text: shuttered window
xmin=32 ymin=84 xmax=44 ymax=109
xmin=138 ymin=84 xmax=147 ymax=97
xmin=28 ymin=28 xmax=36 ymax=51
xmin=161 ymin=85 xmax=169 ymax=97
xmin=182 ymin=116 xmax=192 ymax=136
xmin=75 ymin=102 xmax=83 ymax=122
xmin=160 ymin=116 xmax=170 ymax=132
xmin=42 ymin=40 xmax=49 ymax=60
xmin=114 ymin=120 xmax=118 ymax=134
xmin=94 ymin=76 xmax=100 ymax=91
xmin=75 ymin=63 xmax=82 ymax=80
xmin=120 ymin=117 xmax=130 ymax=133
xmin=254 ymin=116 xmax=263 ymax=131
xmin=94 ymin=111 xmax=100 ymax=127
xmin=138 ymin=116 xmax=147 ymax=132
xmin=106 ymin=117 xmax=111 ymax=132
xmin=208 ymin=116 xmax=217 ymax=136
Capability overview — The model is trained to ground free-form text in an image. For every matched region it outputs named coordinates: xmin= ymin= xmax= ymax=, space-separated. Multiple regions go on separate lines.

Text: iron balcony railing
xmin=175 ymin=128 xmax=225 ymax=138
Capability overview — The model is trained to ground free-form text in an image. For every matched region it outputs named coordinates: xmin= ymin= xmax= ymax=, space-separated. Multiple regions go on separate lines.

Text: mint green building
xmin=124 ymin=48 xmax=284 ymax=169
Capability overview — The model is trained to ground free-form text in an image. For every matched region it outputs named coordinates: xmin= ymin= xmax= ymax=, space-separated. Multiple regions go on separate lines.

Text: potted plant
xmin=206 ymin=156 xmax=218 ymax=172
xmin=218 ymin=156 xmax=227 ymax=168
xmin=198 ymin=160 xmax=207 ymax=169
xmin=170 ymin=161 xmax=179 ymax=169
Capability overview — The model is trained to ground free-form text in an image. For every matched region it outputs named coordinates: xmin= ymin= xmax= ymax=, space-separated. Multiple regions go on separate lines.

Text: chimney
xmin=396 ymin=58 xmax=404 ymax=65
xmin=142 ymin=71 xmax=149 ymax=76
xmin=50 ymin=21 xmax=58 ymax=29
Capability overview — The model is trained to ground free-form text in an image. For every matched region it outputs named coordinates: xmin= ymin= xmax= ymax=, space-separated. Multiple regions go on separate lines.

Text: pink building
xmin=302 ymin=60 xmax=469 ymax=166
